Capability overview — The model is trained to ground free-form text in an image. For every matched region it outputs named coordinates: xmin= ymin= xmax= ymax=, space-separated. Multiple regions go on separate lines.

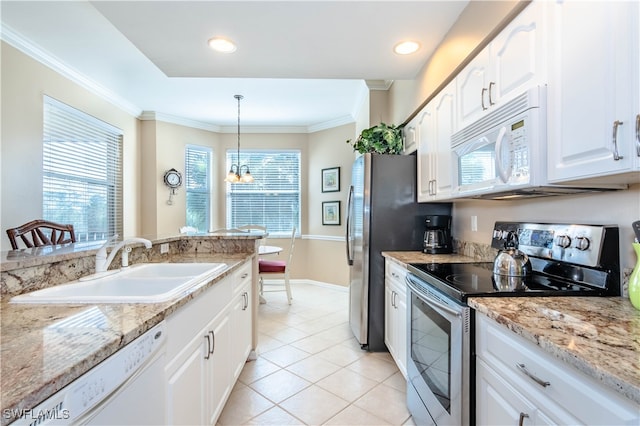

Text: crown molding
xmin=139 ymin=111 xmax=222 ymax=132
xmin=1 ymin=24 xmax=142 ymax=117
xmin=365 ymin=79 xmax=394 ymax=90
xmin=1 ymin=24 xmax=360 ymax=135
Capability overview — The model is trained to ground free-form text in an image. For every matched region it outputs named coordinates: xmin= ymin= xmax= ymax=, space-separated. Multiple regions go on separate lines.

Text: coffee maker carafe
xmin=423 ymin=215 xmax=452 ymax=254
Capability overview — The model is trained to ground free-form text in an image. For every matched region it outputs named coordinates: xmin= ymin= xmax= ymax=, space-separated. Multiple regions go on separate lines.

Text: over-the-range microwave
xmin=450 ymin=85 xmax=625 ymax=199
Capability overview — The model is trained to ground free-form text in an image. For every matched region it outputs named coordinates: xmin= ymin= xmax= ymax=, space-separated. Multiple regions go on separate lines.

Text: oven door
xmin=406 ymin=273 xmax=472 ymax=426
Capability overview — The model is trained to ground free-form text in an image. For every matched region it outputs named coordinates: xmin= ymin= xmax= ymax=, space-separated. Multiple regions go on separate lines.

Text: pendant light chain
xmin=225 ymin=94 xmax=254 ymax=183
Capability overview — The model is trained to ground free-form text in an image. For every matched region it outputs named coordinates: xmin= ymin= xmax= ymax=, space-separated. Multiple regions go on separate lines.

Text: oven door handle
xmin=406 ymin=275 xmax=461 ymax=318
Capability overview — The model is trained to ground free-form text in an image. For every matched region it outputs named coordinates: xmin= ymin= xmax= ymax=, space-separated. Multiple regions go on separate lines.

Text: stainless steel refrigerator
xmin=345 ymin=153 xmax=451 ymax=351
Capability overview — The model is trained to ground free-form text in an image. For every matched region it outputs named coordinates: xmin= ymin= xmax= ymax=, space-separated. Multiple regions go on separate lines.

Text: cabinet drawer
xmin=385 ymin=260 xmax=407 ymax=284
xmin=232 ymin=260 xmax=252 ymax=294
xmin=476 ymin=315 xmax=638 ymax=425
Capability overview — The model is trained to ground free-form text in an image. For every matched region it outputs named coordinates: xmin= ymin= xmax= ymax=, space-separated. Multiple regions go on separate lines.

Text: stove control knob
xmin=556 ymin=235 xmax=572 ymax=248
xmin=575 ymin=236 xmax=590 ymax=251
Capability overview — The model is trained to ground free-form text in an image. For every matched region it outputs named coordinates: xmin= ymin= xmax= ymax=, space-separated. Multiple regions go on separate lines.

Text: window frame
xmin=225 ymin=149 xmax=301 ymax=237
xmin=184 ymin=144 xmax=212 ymax=232
xmin=42 ymin=96 xmax=123 ymax=241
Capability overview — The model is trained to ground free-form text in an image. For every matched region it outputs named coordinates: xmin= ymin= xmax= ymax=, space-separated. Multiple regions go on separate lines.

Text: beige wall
xmin=1 ymin=42 xmax=141 ymax=250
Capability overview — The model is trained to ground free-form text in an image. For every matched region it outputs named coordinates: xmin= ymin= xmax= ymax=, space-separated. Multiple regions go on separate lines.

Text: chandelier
xmin=225 ymin=94 xmax=254 ymax=183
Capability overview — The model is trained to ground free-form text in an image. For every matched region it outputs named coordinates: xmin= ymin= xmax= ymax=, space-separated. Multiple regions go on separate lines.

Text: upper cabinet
xmin=418 ymin=80 xmax=457 ymax=202
xmin=546 ymin=0 xmax=640 ymax=184
xmin=457 ymin=1 xmax=546 ymax=130
xmin=402 ymin=120 xmax=417 ymax=154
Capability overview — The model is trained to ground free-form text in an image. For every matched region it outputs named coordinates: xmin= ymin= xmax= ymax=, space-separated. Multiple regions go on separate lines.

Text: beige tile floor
xmin=218 ymin=283 xmax=416 ymax=425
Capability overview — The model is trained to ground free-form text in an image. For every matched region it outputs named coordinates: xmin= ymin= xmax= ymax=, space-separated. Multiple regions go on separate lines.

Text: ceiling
xmin=0 ymin=1 xmax=469 ymax=131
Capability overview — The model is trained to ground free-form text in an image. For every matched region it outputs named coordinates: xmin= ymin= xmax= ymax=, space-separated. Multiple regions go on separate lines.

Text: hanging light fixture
xmin=225 ymin=94 xmax=254 ymax=183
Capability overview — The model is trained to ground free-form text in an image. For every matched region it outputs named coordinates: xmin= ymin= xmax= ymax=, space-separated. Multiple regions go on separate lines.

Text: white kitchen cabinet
xmin=402 ymin=118 xmax=418 ymax=155
xmin=457 ymin=1 xmax=546 ymax=129
xmin=384 ymin=259 xmax=407 ymax=378
xmin=546 ymin=0 xmax=639 ymax=184
xmin=230 ymin=262 xmax=253 ymax=382
xmin=475 ymin=314 xmax=639 ymax=426
xmin=417 ymin=80 xmax=456 ymax=202
xmin=165 ymin=259 xmax=252 ymax=426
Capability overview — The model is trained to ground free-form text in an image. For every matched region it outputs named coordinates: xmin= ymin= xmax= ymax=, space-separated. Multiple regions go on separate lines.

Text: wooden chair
xmin=6 ymin=220 xmax=76 ymax=250
xmin=258 ymin=227 xmax=296 ymax=304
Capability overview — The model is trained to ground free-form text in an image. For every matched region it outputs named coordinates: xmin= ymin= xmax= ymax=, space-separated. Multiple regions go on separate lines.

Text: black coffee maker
xmin=423 ymin=215 xmax=453 ymax=254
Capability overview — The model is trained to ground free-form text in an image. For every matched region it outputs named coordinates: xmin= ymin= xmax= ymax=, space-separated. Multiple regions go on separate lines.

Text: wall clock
xmin=163 ymin=168 xmax=182 ymax=190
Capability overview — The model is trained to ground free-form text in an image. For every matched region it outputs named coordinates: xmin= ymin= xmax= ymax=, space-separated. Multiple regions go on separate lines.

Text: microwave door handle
xmin=495 ymin=126 xmax=511 ymax=183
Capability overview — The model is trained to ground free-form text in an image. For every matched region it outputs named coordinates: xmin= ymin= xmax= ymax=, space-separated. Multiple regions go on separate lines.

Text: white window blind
xmin=226 ymin=150 xmax=301 ymax=236
xmin=185 ymin=145 xmax=211 ymax=231
xmin=43 ymin=96 xmax=123 ymax=241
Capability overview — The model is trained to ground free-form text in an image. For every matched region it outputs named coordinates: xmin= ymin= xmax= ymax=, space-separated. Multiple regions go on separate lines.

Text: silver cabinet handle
xmin=516 ymin=363 xmax=550 ymax=387
xmin=481 ymin=88 xmax=488 ymax=110
xmin=242 ymin=291 xmax=249 ymax=310
xmin=488 ymin=82 xmax=496 ymax=106
xmin=241 ymin=272 xmax=249 ymax=279
xmin=209 ymin=330 xmax=215 ymax=355
xmin=204 ymin=334 xmax=211 ymax=359
xmin=518 ymin=412 xmax=529 ymax=426
xmin=392 ymin=291 xmax=397 ymax=309
xmin=635 ymin=114 xmax=639 ymax=157
xmin=612 ymin=120 xmax=624 ymax=161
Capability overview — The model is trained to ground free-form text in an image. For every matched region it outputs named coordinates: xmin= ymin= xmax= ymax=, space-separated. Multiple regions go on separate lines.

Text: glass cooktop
xmin=407 ymin=262 xmax=606 ymax=302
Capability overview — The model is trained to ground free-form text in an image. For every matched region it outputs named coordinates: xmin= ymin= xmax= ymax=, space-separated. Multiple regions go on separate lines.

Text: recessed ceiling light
xmin=208 ymin=37 xmax=237 ymax=53
xmin=394 ymin=41 xmax=420 ymax=55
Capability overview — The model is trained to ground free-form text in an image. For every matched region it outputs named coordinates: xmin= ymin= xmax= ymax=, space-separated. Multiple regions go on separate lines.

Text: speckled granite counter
xmin=0 ymin=233 xmax=262 ymax=425
xmin=470 ymin=297 xmax=640 ymax=406
xmin=382 ymin=251 xmax=640 ymax=407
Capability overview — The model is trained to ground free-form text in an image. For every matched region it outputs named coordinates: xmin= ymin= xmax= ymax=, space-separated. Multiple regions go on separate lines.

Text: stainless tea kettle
xmin=493 ymin=231 xmax=531 ymax=283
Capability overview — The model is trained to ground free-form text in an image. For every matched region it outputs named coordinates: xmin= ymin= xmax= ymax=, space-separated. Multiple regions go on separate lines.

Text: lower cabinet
xmin=165 ymin=260 xmax=252 ymax=425
xmin=384 ymin=259 xmax=407 ymax=378
xmin=476 ymin=314 xmax=639 ymax=425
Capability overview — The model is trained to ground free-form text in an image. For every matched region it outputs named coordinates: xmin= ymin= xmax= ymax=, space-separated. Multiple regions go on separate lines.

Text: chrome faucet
xmin=95 ymin=235 xmax=153 ymax=273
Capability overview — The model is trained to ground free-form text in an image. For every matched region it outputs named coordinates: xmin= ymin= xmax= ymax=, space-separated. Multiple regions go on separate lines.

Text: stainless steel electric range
xmin=404 ymin=221 xmax=620 ymax=426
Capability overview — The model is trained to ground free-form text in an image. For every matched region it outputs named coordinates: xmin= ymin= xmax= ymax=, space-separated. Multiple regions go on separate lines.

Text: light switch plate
xmin=160 ymin=243 xmax=169 ymax=254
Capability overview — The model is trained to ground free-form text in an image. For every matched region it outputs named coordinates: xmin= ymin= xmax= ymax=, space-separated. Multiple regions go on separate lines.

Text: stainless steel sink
xmin=10 ymin=262 xmax=228 ymax=304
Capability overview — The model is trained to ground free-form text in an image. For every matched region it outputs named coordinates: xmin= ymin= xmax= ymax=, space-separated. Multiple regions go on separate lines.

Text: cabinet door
xmin=476 ymin=359 xmax=536 ymax=426
xmin=403 ymin=119 xmax=418 ymax=154
xmin=394 ymin=286 xmax=407 ymax=378
xmin=206 ymin=310 xmax=232 ymax=426
xmin=457 ymin=47 xmax=490 ymax=128
xmin=547 ymin=1 xmax=636 ymax=182
xmin=432 ymin=82 xmax=456 ymax=200
xmin=491 ymin=1 xmax=546 ymax=106
xmin=166 ymin=335 xmax=207 ymax=425
xmin=384 ymin=281 xmax=396 ymax=358
xmin=417 ymin=107 xmax=435 ymax=202
xmin=231 ymin=281 xmax=252 ymax=381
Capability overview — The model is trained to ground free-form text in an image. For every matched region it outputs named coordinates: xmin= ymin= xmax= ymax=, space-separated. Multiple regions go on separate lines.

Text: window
xmin=185 ymin=145 xmax=211 ymax=231
xmin=226 ymin=150 xmax=301 ymax=236
xmin=43 ymin=96 xmax=123 ymax=241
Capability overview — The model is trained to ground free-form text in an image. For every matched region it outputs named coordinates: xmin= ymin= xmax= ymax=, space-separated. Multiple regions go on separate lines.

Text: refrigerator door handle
xmin=346 ymin=185 xmax=354 ymax=265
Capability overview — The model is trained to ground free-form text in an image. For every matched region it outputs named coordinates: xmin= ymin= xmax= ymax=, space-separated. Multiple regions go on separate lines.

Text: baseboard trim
xmin=259 ymin=278 xmax=348 ymax=292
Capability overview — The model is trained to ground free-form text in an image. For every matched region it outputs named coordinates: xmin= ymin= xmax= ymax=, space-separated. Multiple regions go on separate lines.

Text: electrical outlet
xmin=160 ymin=243 xmax=169 ymax=254
xmin=471 ymin=215 xmax=478 ymax=232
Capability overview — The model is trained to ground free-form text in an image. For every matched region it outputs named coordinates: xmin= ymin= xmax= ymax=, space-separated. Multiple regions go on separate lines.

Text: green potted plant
xmin=346 ymin=122 xmax=403 ymax=155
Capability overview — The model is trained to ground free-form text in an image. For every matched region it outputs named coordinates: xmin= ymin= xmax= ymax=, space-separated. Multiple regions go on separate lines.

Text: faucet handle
xmin=101 ymin=234 xmax=119 ymax=248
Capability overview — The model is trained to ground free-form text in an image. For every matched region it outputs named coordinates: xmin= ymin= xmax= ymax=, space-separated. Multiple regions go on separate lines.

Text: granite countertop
xmin=0 ymin=254 xmax=250 ymax=425
xmin=470 ymin=297 xmax=640 ymax=405
xmin=382 ymin=251 xmax=640 ymax=406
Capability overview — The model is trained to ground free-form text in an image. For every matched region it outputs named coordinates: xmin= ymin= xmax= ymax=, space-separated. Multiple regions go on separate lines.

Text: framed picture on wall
xmin=322 ymin=201 xmax=341 ymax=225
xmin=321 ymin=167 xmax=340 ymax=192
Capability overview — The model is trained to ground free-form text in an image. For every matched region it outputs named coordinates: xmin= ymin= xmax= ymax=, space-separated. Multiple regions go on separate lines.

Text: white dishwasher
xmin=13 ymin=321 xmax=166 ymax=426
